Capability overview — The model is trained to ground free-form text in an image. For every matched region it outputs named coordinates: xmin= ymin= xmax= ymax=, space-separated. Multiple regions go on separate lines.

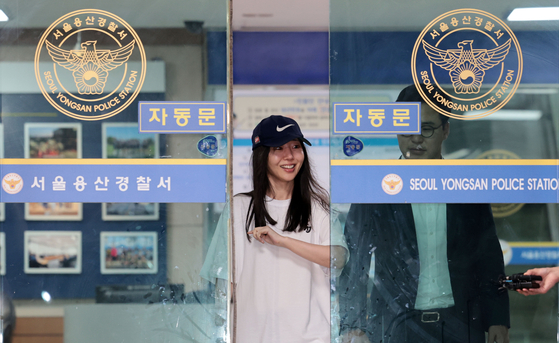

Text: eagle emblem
xmin=2 ymin=173 xmax=24 ymax=194
xmin=4 ymin=178 xmax=22 ymax=190
xmin=381 ymin=173 xmax=403 ymax=195
xmin=422 ymin=39 xmax=511 ymax=94
xmin=45 ymin=40 xmax=135 ymax=95
xmin=383 ymin=179 xmax=400 ymax=190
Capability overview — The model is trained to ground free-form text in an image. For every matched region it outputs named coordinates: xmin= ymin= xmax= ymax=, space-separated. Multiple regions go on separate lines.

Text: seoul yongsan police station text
xmin=409 ymin=178 xmax=559 ymax=191
xmin=420 ymin=69 xmax=515 ymax=111
xmin=43 ymin=70 xmax=138 ymax=112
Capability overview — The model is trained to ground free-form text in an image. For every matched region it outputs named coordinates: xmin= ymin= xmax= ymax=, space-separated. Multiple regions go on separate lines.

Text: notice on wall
xmin=233 ymin=89 xmax=330 ymax=135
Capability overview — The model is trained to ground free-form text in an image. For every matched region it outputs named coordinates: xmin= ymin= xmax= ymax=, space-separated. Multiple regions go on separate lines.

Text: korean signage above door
xmin=139 ymin=102 xmax=227 ymax=133
xmin=333 ymin=102 xmax=420 ymax=134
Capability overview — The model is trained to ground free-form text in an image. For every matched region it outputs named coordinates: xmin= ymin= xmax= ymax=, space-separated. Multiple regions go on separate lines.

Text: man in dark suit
xmin=339 ymin=85 xmax=510 ymax=343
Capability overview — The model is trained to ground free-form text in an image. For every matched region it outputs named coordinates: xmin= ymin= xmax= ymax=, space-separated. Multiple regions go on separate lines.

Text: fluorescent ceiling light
xmin=464 ymin=110 xmax=542 ymax=121
xmin=0 ymin=9 xmax=8 ymax=22
xmin=508 ymin=7 xmax=559 ymax=21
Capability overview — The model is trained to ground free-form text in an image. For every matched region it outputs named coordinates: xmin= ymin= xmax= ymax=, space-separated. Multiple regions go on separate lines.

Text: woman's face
xmin=267 ymin=139 xmax=305 ymax=186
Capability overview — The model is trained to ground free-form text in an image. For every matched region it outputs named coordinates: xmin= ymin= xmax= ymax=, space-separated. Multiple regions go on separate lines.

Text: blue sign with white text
xmin=510 ymin=246 xmax=559 ymax=265
xmin=333 ymin=102 xmax=420 ymax=135
xmin=139 ymin=102 xmax=226 ymax=133
xmin=1 ymin=159 xmax=226 ymax=203
xmin=331 ymin=160 xmax=559 ymax=203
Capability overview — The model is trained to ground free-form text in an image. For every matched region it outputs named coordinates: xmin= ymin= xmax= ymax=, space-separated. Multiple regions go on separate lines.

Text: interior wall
xmin=0 ymin=33 xmax=208 ymax=296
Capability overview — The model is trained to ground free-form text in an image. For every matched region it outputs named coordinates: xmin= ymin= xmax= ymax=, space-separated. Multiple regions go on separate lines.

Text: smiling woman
xmin=236 ymin=116 xmax=348 ymax=342
xmin=266 ymin=139 xmax=305 ymax=195
xmin=202 ymin=115 xmax=348 ymax=342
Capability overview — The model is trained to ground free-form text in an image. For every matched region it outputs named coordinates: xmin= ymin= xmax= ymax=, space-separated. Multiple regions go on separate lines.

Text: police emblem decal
xmin=412 ymin=9 xmax=522 ymax=120
xmin=2 ymin=173 xmax=24 ymax=194
xmin=382 ymin=174 xmax=403 ymax=195
xmin=35 ymin=9 xmax=146 ymax=121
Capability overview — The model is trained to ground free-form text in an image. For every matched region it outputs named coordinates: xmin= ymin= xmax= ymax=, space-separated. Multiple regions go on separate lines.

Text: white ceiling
xmin=0 ymin=0 xmax=557 ymax=30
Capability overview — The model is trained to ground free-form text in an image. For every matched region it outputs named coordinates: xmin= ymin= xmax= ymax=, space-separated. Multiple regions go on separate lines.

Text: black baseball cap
xmin=251 ymin=115 xmax=311 ymax=150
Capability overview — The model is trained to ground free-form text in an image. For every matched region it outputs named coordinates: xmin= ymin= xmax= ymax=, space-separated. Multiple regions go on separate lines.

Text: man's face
xmin=397 ymin=105 xmax=449 ymax=159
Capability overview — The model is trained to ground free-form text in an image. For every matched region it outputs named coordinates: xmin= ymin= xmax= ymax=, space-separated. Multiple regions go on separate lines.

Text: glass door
xmin=0 ymin=1 xmax=230 ymax=342
xmin=331 ymin=1 xmax=559 ymax=342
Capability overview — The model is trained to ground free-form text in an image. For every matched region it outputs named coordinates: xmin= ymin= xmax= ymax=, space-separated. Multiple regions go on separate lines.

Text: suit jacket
xmin=339 ymin=203 xmax=510 ymax=341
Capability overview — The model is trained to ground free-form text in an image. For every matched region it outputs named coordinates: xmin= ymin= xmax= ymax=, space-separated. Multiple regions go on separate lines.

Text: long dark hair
xmin=243 ymin=141 xmax=329 ymax=241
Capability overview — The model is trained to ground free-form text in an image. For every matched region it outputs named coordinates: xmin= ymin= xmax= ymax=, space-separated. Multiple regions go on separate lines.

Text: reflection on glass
xmin=339 ymin=85 xmax=509 ymax=343
xmin=1 ymin=0 xmax=228 ymax=342
xmin=330 ymin=2 xmax=559 ymax=341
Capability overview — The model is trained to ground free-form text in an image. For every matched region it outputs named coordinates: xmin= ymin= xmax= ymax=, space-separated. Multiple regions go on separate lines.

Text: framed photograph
xmin=101 ymin=232 xmax=158 ymax=274
xmin=0 ymin=233 xmax=5 ymax=275
xmin=102 ymin=123 xmax=159 ymax=221
xmin=25 ymin=202 xmax=83 ymax=221
xmin=24 ymin=122 xmax=82 ymax=221
xmin=102 ymin=122 xmax=159 ymax=158
xmin=102 ymin=203 xmax=159 ymax=221
xmin=0 ymin=124 xmax=4 ymax=222
xmin=24 ymin=122 xmax=82 ymax=159
xmin=24 ymin=231 xmax=82 ymax=274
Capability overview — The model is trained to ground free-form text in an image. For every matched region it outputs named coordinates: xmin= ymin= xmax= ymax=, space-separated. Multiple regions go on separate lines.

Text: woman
xmin=201 ymin=115 xmax=347 ymax=342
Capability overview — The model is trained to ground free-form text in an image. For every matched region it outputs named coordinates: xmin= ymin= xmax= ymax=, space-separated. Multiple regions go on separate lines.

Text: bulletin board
xmin=0 ymin=91 xmax=168 ymax=299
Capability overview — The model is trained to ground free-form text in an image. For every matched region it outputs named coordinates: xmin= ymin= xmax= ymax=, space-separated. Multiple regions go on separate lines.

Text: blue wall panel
xmin=207 ymin=30 xmax=559 ymax=85
xmin=1 ymin=93 xmax=168 ymax=299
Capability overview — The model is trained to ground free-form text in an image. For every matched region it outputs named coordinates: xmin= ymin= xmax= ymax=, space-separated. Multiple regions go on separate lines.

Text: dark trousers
xmin=382 ymin=307 xmax=485 ymax=343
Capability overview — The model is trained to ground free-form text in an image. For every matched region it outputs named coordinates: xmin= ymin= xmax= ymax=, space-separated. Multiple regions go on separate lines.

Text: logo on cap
xmin=276 ymin=124 xmax=294 ymax=132
xmin=254 ymin=136 xmax=260 ymax=144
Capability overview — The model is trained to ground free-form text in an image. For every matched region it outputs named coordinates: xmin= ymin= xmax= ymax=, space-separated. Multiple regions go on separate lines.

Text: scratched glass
xmin=0 ymin=1 xmax=229 ymax=343
xmin=331 ymin=1 xmax=559 ymax=343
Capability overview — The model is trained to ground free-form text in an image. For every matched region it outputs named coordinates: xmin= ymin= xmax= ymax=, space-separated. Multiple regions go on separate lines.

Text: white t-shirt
xmin=234 ymin=194 xmax=347 ymax=343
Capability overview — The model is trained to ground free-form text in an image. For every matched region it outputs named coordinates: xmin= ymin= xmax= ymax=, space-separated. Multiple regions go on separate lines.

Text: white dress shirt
xmin=412 ymin=203 xmax=455 ymax=310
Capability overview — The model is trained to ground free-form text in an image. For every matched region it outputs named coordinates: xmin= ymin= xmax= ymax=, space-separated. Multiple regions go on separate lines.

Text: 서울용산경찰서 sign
xmin=1 ymin=160 xmax=226 ymax=203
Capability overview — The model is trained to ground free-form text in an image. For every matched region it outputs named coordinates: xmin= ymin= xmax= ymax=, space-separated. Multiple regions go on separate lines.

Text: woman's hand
xmin=249 ymin=226 xmax=347 ymax=269
xmin=248 ymin=226 xmax=287 ymax=247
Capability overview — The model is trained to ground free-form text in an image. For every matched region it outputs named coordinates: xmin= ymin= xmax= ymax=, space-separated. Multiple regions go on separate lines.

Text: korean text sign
xmin=1 ymin=159 xmax=226 ymax=203
xmin=333 ymin=102 xmax=420 ymax=135
xmin=139 ymin=102 xmax=226 ymax=133
xmin=331 ymin=160 xmax=559 ymax=204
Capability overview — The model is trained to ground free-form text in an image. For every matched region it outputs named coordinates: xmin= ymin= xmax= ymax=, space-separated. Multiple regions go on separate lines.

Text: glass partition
xmin=0 ymin=1 xmax=230 ymax=343
xmin=331 ymin=1 xmax=559 ymax=343
xmin=9 ymin=1 xmax=555 ymax=342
